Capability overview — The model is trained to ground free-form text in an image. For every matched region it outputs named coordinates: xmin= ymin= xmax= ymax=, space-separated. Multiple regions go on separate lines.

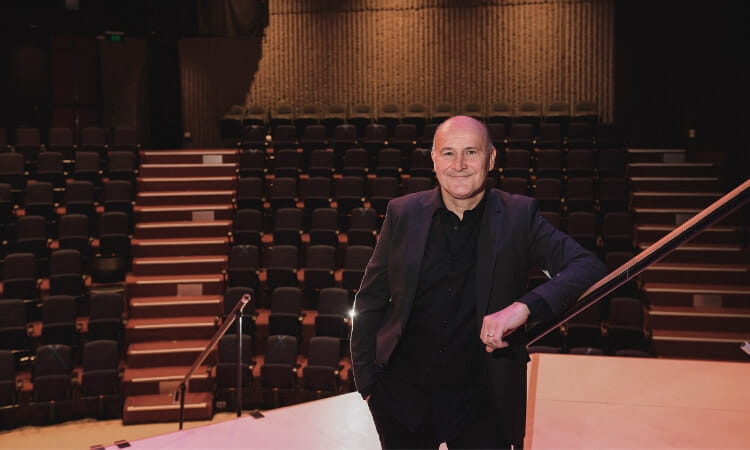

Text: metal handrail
xmin=527 ymin=178 xmax=750 ymax=347
xmin=175 ymin=292 xmax=251 ymax=429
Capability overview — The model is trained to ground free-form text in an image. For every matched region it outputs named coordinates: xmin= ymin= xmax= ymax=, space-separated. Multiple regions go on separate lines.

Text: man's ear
xmin=488 ymin=146 xmax=497 ymax=171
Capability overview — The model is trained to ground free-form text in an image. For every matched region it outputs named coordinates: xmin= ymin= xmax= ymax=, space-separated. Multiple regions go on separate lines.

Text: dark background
xmin=0 ymin=0 xmax=747 ymax=177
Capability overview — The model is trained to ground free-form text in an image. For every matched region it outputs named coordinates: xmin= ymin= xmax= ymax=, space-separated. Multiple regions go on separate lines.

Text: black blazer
xmin=351 ymin=187 xmax=607 ymax=443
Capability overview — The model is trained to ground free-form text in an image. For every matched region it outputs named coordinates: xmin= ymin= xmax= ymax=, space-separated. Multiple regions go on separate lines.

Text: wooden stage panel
xmin=526 ymin=353 xmax=750 ymax=449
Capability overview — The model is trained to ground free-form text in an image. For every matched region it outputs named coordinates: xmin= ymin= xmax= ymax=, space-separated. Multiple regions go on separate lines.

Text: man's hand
xmin=480 ymin=302 xmax=531 ymax=352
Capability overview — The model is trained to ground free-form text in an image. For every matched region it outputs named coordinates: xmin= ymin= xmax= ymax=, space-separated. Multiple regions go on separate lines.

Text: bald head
xmin=432 ymin=115 xmax=494 ymax=154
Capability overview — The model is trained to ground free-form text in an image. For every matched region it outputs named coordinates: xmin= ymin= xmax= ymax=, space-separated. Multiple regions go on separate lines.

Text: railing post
xmin=235 ymin=308 xmax=243 ymax=417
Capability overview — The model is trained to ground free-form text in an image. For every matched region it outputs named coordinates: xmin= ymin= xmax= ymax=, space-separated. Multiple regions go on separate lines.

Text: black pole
xmin=235 ymin=309 xmax=243 ymax=417
xmin=178 ymin=382 xmax=187 ymax=430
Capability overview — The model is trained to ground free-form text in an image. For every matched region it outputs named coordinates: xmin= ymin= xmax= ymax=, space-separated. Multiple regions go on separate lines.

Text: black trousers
xmin=366 ymin=386 xmax=518 ymax=450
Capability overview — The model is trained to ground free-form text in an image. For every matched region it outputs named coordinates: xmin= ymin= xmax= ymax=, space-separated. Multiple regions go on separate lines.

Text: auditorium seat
xmin=268 ymin=287 xmax=304 ymax=340
xmin=314 ymin=287 xmax=350 ymax=339
xmin=302 ymin=244 xmax=336 ymax=294
xmin=272 ymin=208 xmax=303 ymax=248
xmin=86 ymin=292 xmax=124 ymax=344
xmin=309 ymin=208 xmax=339 ymax=248
xmin=232 ymin=209 xmax=263 ymax=247
xmin=226 ymin=244 xmax=260 ymax=291
xmin=266 ymin=245 xmax=300 ymax=291
xmin=341 ymin=245 xmax=373 ymax=292
xmin=259 ymin=334 xmax=299 ymax=407
xmin=301 ymin=177 xmax=332 ymax=213
xmin=302 ymin=336 xmax=342 ymax=395
xmin=80 ymin=339 xmax=122 ymax=419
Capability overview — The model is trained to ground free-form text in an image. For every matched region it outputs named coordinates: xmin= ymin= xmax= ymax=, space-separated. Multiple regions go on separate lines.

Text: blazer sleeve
xmin=518 ymin=198 xmax=607 ymax=322
xmin=350 ymin=202 xmax=394 ymax=395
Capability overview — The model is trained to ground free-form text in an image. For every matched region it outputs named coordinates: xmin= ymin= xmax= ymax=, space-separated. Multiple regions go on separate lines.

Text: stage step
xmin=135 ymin=220 xmax=232 ymax=239
xmin=633 ymin=206 xmax=745 ymax=226
xmin=127 ymin=339 xmax=214 ymax=368
xmin=642 ymin=282 xmax=750 ymax=308
xmin=136 ymin=190 xmax=235 ymax=206
xmin=648 ymin=306 xmax=750 ymax=334
xmin=126 ymin=316 xmax=218 ymax=343
xmin=650 ymin=330 xmax=749 ymax=361
xmin=639 ymin=263 xmax=749 ymax=285
xmin=122 ymin=366 xmax=212 ymax=396
xmin=122 ymin=392 xmax=214 ymax=425
xmin=126 ymin=273 xmax=225 ymax=297
xmin=129 ymin=295 xmax=223 ymax=318
xmin=132 ymin=255 xmax=228 ymax=276
xmin=140 ymin=163 xmax=236 ymax=178
xmin=626 ymin=162 xmax=720 ymax=177
xmin=628 ymin=177 xmax=724 ymax=192
xmin=138 ymin=176 xmax=236 ymax=192
xmin=133 ymin=237 xmax=230 ymax=257
xmin=637 ymin=243 xmax=748 ymax=264
xmin=635 ymin=225 xmax=744 ymax=246
xmin=134 ymin=204 xmax=235 ymax=223
xmin=626 ymin=148 xmax=686 ymax=163
xmin=140 ymin=149 xmax=238 ymax=164
xmin=630 ymin=191 xmax=722 ymax=209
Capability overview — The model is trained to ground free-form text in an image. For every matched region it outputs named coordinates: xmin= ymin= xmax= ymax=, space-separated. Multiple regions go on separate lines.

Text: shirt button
xmin=447 ymin=288 xmax=454 ymax=295
xmin=453 ymin=225 xmax=458 ymax=231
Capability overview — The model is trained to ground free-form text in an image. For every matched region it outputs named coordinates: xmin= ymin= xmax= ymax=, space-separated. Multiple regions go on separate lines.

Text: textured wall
xmin=179 ymin=36 xmax=263 ymax=145
xmin=99 ymin=38 xmax=149 ymax=144
xmin=245 ymin=0 xmax=614 ymax=122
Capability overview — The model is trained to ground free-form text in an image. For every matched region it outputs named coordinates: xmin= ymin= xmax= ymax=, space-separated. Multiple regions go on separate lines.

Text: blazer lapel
xmin=476 ymin=189 xmax=503 ymax=321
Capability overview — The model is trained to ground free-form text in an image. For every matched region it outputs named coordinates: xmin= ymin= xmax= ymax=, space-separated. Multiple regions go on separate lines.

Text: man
xmin=351 ymin=115 xmax=607 ymax=449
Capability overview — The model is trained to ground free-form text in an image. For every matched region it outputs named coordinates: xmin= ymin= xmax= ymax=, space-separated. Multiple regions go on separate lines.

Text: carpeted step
xmin=630 ymin=191 xmax=722 ymax=209
xmin=634 ymin=225 xmax=744 ymax=246
xmin=123 ymin=392 xmax=213 ymax=425
xmin=132 ymin=255 xmax=228 ymax=276
xmin=139 ymin=163 xmax=236 ymax=178
xmin=626 ymin=162 xmax=720 ymax=177
xmin=140 ymin=149 xmax=238 ymax=164
xmin=138 ymin=176 xmax=236 ymax=192
xmin=136 ymin=190 xmax=235 ymax=206
xmin=126 ymin=316 xmax=218 ymax=343
xmin=640 ymin=263 xmax=749 ymax=285
xmin=637 ymin=243 xmax=748 ymax=264
xmin=632 ymin=208 xmax=743 ymax=226
xmin=642 ymin=282 xmax=750 ymax=308
xmin=648 ymin=306 xmax=750 ymax=334
xmin=134 ymin=204 xmax=235 ymax=222
xmin=127 ymin=273 xmax=225 ymax=297
xmin=650 ymin=329 xmax=749 ymax=361
xmin=122 ymin=366 xmax=212 ymax=396
xmin=628 ymin=177 xmax=724 ymax=192
xmin=129 ymin=295 xmax=223 ymax=318
xmin=127 ymin=339 xmax=214 ymax=368
xmin=133 ymin=237 xmax=230 ymax=257
xmin=135 ymin=220 xmax=232 ymax=239
xmin=626 ymin=148 xmax=686 ymax=163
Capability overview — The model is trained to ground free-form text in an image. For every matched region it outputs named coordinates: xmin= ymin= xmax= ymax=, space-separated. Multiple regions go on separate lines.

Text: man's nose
xmin=451 ymin=152 xmax=467 ymax=170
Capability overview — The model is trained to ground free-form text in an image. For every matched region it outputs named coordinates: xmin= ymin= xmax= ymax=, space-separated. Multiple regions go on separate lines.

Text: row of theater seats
xmin=237 ymin=123 xmax=620 ymax=153
xmin=221 ymin=100 xmax=601 ymax=144
xmin=530 ymin=295 xmax=653 ymax=357
xmin=0 ymin=125 xmax=139 ymax=159
xmin=237 ymin=145 xmax=626 ymax=181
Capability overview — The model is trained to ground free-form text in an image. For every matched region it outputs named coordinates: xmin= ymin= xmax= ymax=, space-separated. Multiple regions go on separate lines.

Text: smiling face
xmin=431 ymin=116 xmax=496 ymax=212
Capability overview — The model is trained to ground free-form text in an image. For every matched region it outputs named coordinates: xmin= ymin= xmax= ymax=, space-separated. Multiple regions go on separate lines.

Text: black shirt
xmin=377 ymin=192 xmax=490 ymax=440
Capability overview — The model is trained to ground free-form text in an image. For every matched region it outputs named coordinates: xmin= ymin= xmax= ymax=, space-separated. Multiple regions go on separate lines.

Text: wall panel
xmin=245 ymin=0 xmax=614 ymax=123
